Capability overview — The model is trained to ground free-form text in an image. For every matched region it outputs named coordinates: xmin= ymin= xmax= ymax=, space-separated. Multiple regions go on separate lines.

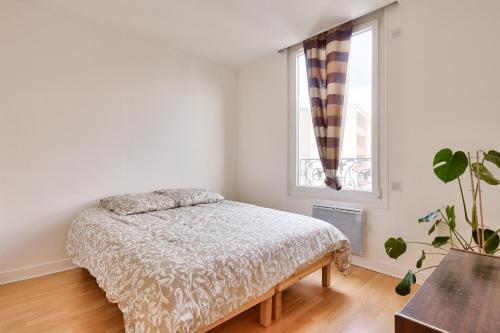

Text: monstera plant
xmin=384 ymin=149 xmax=500 ymax=296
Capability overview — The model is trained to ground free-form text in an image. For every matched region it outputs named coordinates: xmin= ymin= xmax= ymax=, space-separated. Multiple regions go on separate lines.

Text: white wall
xmin=236 ymin=0 xmax=500 ymax=279
xmin=0 ymin=1 xmax=237 ymax=280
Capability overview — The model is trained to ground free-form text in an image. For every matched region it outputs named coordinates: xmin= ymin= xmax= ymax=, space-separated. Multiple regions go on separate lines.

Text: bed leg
xmin=322 ymin=263 xmax=331 ymax=287
xmin=259 ymin=296 xmax=272 ymax=327
xmin=272 ymin=290 xmax=282 ymax=320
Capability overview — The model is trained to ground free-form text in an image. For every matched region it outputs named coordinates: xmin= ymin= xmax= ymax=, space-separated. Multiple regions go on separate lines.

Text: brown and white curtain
xmin=303 ymin=22 xmax=353 ymax=190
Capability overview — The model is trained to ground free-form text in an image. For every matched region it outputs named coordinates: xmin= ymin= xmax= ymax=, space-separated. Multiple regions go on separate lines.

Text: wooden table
xmin=395 ymin=249 xmax=500 ymax=333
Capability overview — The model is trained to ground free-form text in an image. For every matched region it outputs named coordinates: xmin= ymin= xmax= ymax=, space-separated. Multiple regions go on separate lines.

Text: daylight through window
xmin=296 ymin=27 xmax=373 ymax=192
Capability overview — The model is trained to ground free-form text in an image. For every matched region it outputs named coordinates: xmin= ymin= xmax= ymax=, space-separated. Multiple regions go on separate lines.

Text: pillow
xmin=154 ymin=188 xmax=224 ymax=207
xmin=100 ymin=192 xmax=176 ymax=215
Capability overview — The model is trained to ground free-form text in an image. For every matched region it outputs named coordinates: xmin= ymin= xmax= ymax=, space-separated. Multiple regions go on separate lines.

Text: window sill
xmin=288 ymin=185 xmax=388 ymax=209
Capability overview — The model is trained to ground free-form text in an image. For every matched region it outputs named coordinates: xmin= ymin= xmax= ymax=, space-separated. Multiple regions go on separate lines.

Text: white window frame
xmin=287 ymin=12 xmax=388 ymax=208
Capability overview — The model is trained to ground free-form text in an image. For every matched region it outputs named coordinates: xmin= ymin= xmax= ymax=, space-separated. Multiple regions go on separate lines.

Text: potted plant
xmin=384 ymin=149 xmax=500 ymax=296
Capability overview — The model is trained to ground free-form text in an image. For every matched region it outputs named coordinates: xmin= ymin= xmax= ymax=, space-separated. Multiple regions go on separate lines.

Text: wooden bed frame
xmin=198 ymin=252 xmax=334 ymax=332
xmin=273 ymin=252 xmax=333 ymax=320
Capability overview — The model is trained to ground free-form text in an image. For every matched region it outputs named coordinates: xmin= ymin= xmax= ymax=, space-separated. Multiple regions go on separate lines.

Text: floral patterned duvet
xmin=67 ymin=200 xmax=350 ymax=333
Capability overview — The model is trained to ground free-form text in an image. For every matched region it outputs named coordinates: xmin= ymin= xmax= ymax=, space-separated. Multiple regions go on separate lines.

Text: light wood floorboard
xmin=0 ymin=266 xmax=415 ymax=333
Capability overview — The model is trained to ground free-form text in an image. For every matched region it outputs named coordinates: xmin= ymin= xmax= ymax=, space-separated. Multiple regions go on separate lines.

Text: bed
xmin=67 ymin=193 xmax=350 ymax=333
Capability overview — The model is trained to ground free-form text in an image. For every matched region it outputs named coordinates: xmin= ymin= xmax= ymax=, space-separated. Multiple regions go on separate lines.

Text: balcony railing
xmin=298 ymin=158 xmax=372 ymax=191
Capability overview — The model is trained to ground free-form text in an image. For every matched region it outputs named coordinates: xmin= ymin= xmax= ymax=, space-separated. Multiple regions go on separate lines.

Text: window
xmin=288 ymin=17 xmax=387 ymax=206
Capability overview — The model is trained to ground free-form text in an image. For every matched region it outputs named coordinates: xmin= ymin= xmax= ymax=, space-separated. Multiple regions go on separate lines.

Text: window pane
xmin=297 ymin=28 xmax=373 ymax=191
xmin=297 ymin=53 xmax=322 ymax=187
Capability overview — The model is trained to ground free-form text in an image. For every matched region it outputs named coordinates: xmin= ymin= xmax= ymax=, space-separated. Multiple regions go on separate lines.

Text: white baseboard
xmin=0 ymin=258 xmax=77 ymax=285
xmin=351 ymin=255 xmax=431 ymax=282
xmin=351 ymin=255 xmax=407 ymax=278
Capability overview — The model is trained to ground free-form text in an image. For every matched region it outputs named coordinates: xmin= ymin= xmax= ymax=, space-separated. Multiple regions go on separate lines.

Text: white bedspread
xmin=67 ymin=200 xmax=350 ymax=333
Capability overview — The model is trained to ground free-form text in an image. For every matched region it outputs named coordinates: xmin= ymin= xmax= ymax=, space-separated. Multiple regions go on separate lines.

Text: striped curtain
xmin=303 ymin=23 xmax=353 ymax=190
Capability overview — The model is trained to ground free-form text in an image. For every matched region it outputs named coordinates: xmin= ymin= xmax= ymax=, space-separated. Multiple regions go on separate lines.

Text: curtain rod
xmin=277 ymin=0 xmax=399 ymax=53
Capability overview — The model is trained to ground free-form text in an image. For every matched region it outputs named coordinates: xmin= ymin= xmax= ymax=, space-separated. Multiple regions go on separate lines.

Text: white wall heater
xmin=312 ymin=205 xmax=365 ymax=256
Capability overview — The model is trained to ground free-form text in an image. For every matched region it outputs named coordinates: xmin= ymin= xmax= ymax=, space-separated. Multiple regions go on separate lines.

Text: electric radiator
xmin=312 ymin=205 xmax=365 ymax=256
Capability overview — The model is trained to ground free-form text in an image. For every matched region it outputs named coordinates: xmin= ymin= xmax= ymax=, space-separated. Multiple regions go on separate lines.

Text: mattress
xmin=67 ymin=200 xmax=350 ymax=333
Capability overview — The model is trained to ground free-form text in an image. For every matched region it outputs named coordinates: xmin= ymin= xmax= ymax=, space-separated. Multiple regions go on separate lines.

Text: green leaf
xmin=486 ymin=233 xmax=500 ymax=254
xmin=416 ymin=250 xmax=426 ymax=269
xmin=471 ymin=162 xmax=500 ymax=185
xmin=445 ymin=205 xmax=456 ymax=231
xmin=473 ymin=229 xmax=500 ymax=254
xmin=395 ymin=270 xmax=416 ymax=296
xmin=418 ymin=210 xmax=439 ymax=223
xmin=385 ymin=237 xmax=407 ymax=259
xmin=433 ymin=149 xmax=468 ymax=183
xmin=484 ymin=150 xmax=500 ymax=168
xmin=472 ymin=205 xmax=478 ymax=229
xmin=428 ymin=219 xmax=442 ymax=235
xmin=432 ymin=236 xmax=450 ymax=247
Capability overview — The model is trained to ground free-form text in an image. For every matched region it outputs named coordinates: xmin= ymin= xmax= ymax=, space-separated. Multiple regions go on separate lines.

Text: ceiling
xmin=22 ymin=0 xmax=395 ymax=69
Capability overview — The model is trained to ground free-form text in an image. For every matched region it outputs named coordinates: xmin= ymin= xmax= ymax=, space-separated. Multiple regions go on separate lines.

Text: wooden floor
xmin=0 ymin=266 xmax=415 ymax=333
